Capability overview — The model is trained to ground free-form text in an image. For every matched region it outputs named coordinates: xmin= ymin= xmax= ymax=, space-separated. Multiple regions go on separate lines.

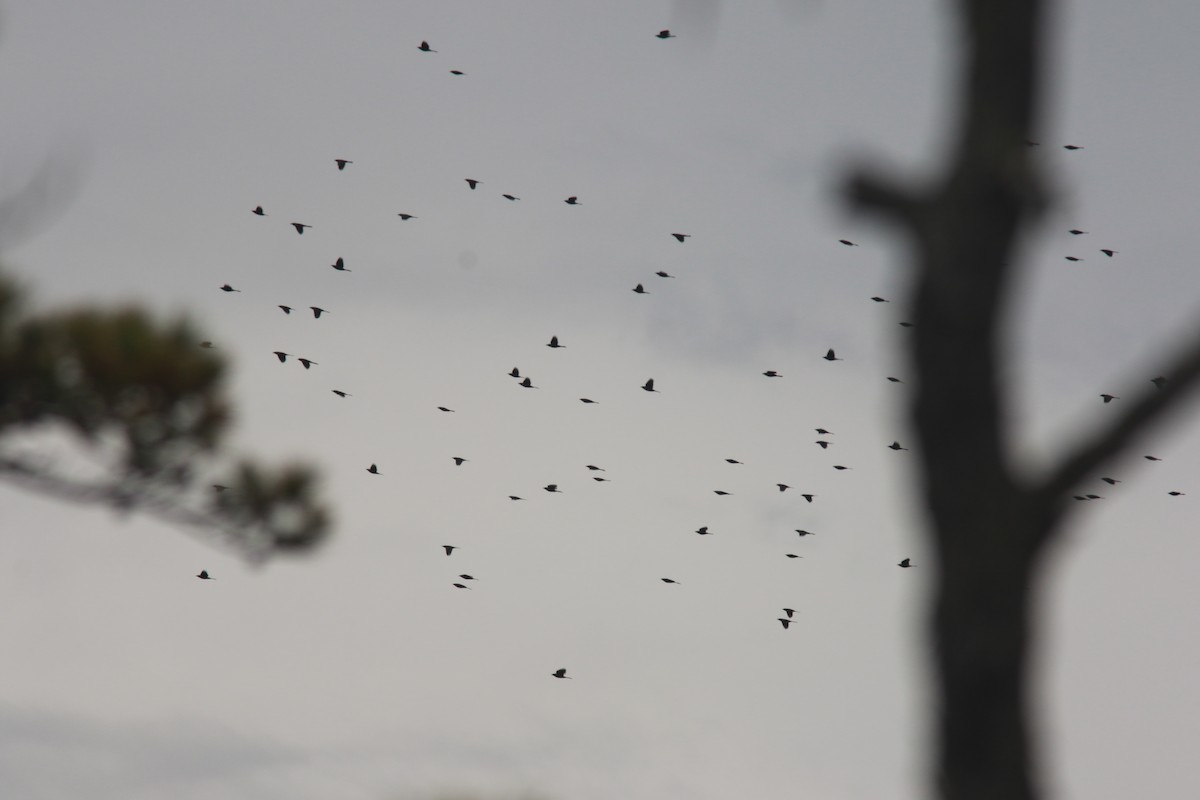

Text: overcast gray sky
xmin=2 ymin=2 xmax=1200 ymax=798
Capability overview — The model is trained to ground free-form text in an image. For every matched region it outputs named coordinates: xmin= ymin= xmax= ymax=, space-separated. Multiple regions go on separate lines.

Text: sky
xmin=2 ymin=1 xmax=1200 ymax=798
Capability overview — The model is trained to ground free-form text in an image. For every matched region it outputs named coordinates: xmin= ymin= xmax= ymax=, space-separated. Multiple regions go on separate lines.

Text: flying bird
xmin=397 ymin=213 xmax=417 ymax=220
xmin=291 ymin=223 xmax=312 ymax=234
xmin=509 ymin=496 xmax=523 ymax=501
xmin=661 ymin=578 xmax=681 ymax=584
xmin=785 ymin=554 xmax=803 ymax=559
xmin=298 ymin=358 xmax=317 ymax=369
xmin=1101 ymin=249 xmax=1117 ymax=257
xmin=778 ymin=618 xmax=792 ymax=629
xmin=655 ymin=271 xmax=674 ymax=278
xmin=1169 ymin=491 xmax=1186 ymax=496
xmin=725 ymin=458 xmax=742 ymax=464
xmin=335 ymin=159 xmax=352 ymax=171
xmin=887 ymin=376 xmax=904 ymax=383
xmin=823 ymin=349 xmax=842 ymax=361
xmin=1100 ymin=477 xmax=1121 ymax=485
xmin=519 ymin=377 xmax=536 ymax=388
xmin=196 ymin=570 xmax=212 ymax=580
xmin=459 ymin=574 xmax=476 ymax=581
xmin=795 ymin=529 xmax=815 ymax=537
xmin=333 ymin=390 xmax=351 ymax=398
xmin=1100 ymin=394 xmax=1119 ymax=403
xmin=783 ymin=608 xmax=795 ymax=618
xmin=418 ymin=41 xmax=436 ymax=52
xmin=838 ymin=239 xmax=859 ymax=246
xmin=252 ymin=206 xmax=266 ymax=216
xmin=443 ymin=545 xmax=456 ymax=555
xmin=592 ymin=476 xmax=610 ymax=482
xmin=552 ymin=668 xmax=572 ymax=679
xmin=671 ymin=233 xmax=690 ymax=242
xmin=547 ymin=335 xmax=563 ymax=348
xmin=452 ymin=457 xmax=468 ymax=466
xmin=331 ymin=257 xmax=350 ymax=271
xmin=449 ymin=70 xmax=464 ymax=76
xmin=713 ymin=490 xmax=731 ymax=496
xmin=888 ymin=441 xmax=909 ymax=451
xmin=310 ymin=307 xmax=328 ymax=319
xmin=272 ymin=351 xmax=289 ymax=363
xmin=452 ymin=583 xmax=471 ymax=589
xmin=642 ymin=379 xmax=658 ymax=392
xmin=465 ymin=178 xmax=480 ymax=190
xmin=695 ymin=526 xmax=711 ymax=535
xmin=509 ymin=367 xmax=521 ymax=378
xmin=220 ymin=284 xmax=240 ymax=292
xmin=586 ymin=465 xmax=605 ymax=471
xmin=1145 ymin=455 xmax=1163 ymax=461
xmin=898 ymin=558 xmax=914 ymax=568
xmin=763 ymin=370 xmax=781 ymax=377
xmin=501 ymin=194 xmax=520 ymax=201
xmin=580 ymin=398 xmax=597 ymax=404
xmin=832 ymin=465 xmax=851 ymax=471
xmin=656 ymin=29 xmax=675 ymax=39
xmin=437 ymin=406 xmax=455 ymax=412
xmin=801 ymin=494 xmax=815 ymax=503
xmin=1068 ymin=229 xmax=1087 ymax=235
xmin=544 ymin=484 xmax=561 ymax=493
xmin=367 ymin=463 xmax=381 ymax=475
xmin=777 ymin=484 xmax=790 ymax=492
xmin=564 ymin=196 xmax=579 ymax=205
xmin=1063 ymin=144 xmax=1084 ymax=150
xmin=814 ymin=428 xmax=833 ymax=435
xmin=632 ymin=283 xmax=648 ymax=294
xmin=815 ymin=441 xmax=830 ymax=449
xmin=870 ymin=296 xmax=889 ymax=303
xmin=1065 ymin=257 xmax=1081 ymax=262
xmin=278 ymin=305 xmax=292 ymax=314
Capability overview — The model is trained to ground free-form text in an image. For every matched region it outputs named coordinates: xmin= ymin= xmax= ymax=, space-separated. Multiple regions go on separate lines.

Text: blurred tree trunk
xmin=850 ymin=1 xmax=1200 ymax=798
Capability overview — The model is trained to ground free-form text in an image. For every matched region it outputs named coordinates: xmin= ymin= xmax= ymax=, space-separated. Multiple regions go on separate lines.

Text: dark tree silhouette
xmin=848 ymin=2 xmax=1200 ymax=798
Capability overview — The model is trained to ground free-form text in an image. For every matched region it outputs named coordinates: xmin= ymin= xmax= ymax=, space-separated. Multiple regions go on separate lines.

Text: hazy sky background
xmin=2 ymin=2 xmax=1200 ymax=798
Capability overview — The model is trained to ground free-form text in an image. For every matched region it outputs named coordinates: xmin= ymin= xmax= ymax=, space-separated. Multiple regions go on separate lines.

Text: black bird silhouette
xmin=814 ymin=428 xmax=833 ymax=435
xmin=815 ymin=441 xmax=830 ymax=449
xmin=713 ymin=490 xmax=731 ymax=496
xmin=335 ymin=159 xmax=352 ymax=171
xmin=509 ymin=367 xmax=521 ymax=378
xmin=544 ymin=484 xmax=561 ymax=493
xmin=443 ymin=545 xmax=456 ymax=555
xmin=592 ymin=476 xmax=610 ymax=482
xmin=452 ymin=583 xmax=471 ymax=589
xmin=1065 ymin=256 xmax=1082 ymax=262
xmin=1100 ymin=394 xmax=1119 ymax=403
xmin=196 ymin=570 xmax=212 ymax=580
xmin=898 ymin=321 xmax=915 ymax=328
xmin=695 ymin=526 xmax=711 ymax=535
xmin=502 ymin=194 xmax=520 ymax=201
xmin=552 ymin=668 xmax=571 ymax=679
xmin=783 ymin=608 xmax=795 ymax=618
xmin=1145 ymin=455 xmax=1163 ymax=461
xmin=671 ymin=233 xmax=690 ymax=242
xmin=509 ymin=496 xmax=523 ymax=501
xmin=778 ymin=618 xmax=792 ymax=629
xmin=656 ymin=29 xmax=675 ymax=39
xmin=1100 ymin=477 xmax=1121 ymax=485
xmin=898 ymin=558 xmax=914 ymax=568
xmin=273 ymin=351 xmax=289 ymax=363
xmin=252 ymin=206 xmax=266 ymax=216
xmin=642 ymin=379 xmax=658 ymax=392
xmin=887 ymin=376 xmax=904 ymax=383
xmin=795 ymin=529 xmax=815 ymax=537
xmin=1063 ymin=144 xmax=1084 ymax=150
xmin=310 ymin=307 xmax=328 ymax=319
xmin=763 ymin=370 xmax=781 ymax=377
xmin=888 ymin=441 xmax=908 ymax=451
xmin=437 ymin=406 xmax=454 ymax=412
xmin=785 ymin=554 xmax=803 ymax=559
xmin=465 ymin=178 xmax=480 ymax=190
xmin=419 ymin=41 xmax=436 ymax=52
xmin=580 ymin=398 xmax=597 ymax=404
xmin=1152 ymin=376 xmax=1168 ymax=389
xmin=777 ymin=484 xmax=790 ymax=492
xmin=397 ymin=213 xmax=417 ymax=220
xmin=564 ymin=196 xmax=579 ymax=205
xmin=725 ymin=458 xmax=742 ymax=464
xmin=333 ymin=390 xmax=351 ymax=398
xmin=823 ymin=349 xmax=842 ymax=361
xmin=832 ymin=465 xmax=851 ymax=471
xmin=278 ymin=305 xmax=292 ymax=314
xmin=452 ymin=457 xmax=468 ymax=466
xmin=519 ymin=377 xmax=536 ymax=388
xmin=632 ymin=283 xmax=648 ymax=294
xmin=1068 ymin=229 xmax=1087 ymax=235
xmin=1101 ymin=249 xmax=1117 ymax=257
xmin=838 ymin=239 xmax=858 ymax=246
xmin=547 ymin=335 xmax=563 ymax=348
xmin=367 ymin=463 xmax=380 ymax=475
xmin=298 ymin=358 xmax=317 ymax=369
xmin=586 ymin=465 xmax=605 ymax=471
xmin=220 ymin=284 xmax=240 ymax=292
xmin=870 ymin=296 xmax=889 ymax=303
xmin=655 ymin=271 xmax=674 ymax=278
xmin=1169 ymin=491 xmax=1186 ymax=496
xmin=331 ymin=257 xmax=350 ymax=271
xmin=291 ymin=223 xmax=312 ymax=234
xmin=801 ymin=494 xmax=815 ymax=503
xmin=459 ymin=574 xmax=476 ymax=581
xmin=661 ymin=577 xmax=680 ymax=584
xmin=449 ymin=70 xmax=464 ymax=76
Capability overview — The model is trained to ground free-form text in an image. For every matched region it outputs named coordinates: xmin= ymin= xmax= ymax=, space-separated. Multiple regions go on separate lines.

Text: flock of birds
xmin=191 ymin=33 xmax=1185 ymax=683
